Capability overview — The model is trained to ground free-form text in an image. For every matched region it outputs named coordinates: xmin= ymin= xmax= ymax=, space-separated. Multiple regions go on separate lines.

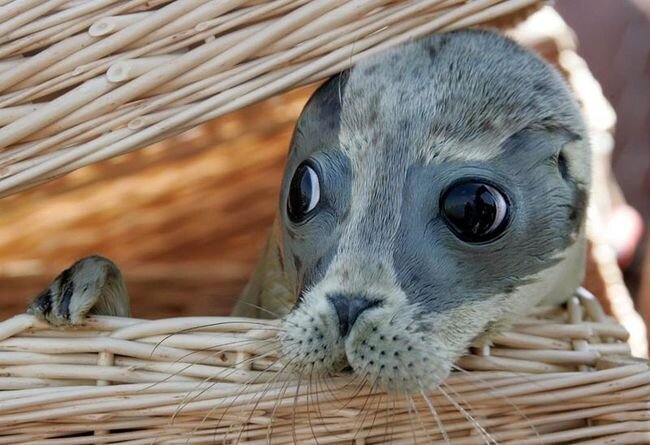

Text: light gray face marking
xmin=278 ymin=73 xmax=352 ymax=298
xmin=277 ymin=30 xmax=590 ymax=392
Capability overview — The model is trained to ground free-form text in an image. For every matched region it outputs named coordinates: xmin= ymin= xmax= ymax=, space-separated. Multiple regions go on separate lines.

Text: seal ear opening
xmin=545 ymin=127 xmax=586 ymax=186
xmin=553 ymin=135 xmax=590 ymax=235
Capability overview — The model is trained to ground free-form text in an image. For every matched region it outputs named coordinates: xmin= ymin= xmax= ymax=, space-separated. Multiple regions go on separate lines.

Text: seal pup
xmin=28 ymin=29 xmax=590 ymax=393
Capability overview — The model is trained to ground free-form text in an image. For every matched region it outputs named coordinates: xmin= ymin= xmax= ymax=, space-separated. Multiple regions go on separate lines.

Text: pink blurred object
xmin=605 ymin=204 xmax=644 ymax=268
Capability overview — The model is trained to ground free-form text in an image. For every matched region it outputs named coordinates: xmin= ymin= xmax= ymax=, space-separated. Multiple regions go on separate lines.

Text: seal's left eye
xmin=287 ymin=162 xmax=320 ymax=223
xmin=441 ymin=181 xmax=510 ymax=243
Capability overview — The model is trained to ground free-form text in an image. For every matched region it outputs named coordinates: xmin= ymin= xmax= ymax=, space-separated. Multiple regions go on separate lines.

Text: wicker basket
xmin=0 ymin=290 xmax=648 ymax=444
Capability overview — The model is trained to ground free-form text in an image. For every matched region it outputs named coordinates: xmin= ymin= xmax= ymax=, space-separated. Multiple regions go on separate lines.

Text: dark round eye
xmin=287 ymin=162 xmax=320 ymax=223
xmin=440 ymin=181 xmax=510 ymax=243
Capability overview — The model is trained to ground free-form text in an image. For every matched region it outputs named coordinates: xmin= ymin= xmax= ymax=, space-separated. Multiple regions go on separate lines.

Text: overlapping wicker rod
xmin=0 ymin=0 xmax=543 ymax=197
xmin=0 ymin=291 xmax=648 ymax=444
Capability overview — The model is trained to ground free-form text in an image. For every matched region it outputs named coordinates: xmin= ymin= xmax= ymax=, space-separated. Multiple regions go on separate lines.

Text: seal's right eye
xmin=287 ymin=161 xmax=320 ymax=223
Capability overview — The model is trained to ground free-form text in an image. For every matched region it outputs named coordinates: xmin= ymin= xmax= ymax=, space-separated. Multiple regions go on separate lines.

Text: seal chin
xmin=344 ymin=307 xmax=454 ymax=393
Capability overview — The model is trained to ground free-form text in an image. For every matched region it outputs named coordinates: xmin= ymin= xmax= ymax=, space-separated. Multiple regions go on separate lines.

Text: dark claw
xmin=59 ymin=285 xmax=73 ymax=319
xmin=57 ymin=267 xmax=74 ymax=319
xmin=31 ymin=289 xmax=52 ymax=317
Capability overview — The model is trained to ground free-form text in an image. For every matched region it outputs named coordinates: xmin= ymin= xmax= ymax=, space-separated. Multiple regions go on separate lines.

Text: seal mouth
xmin=279 ymin=292 xmax=459 ymax=393
xmin=342 ymin=307 xmax=454 ymax=392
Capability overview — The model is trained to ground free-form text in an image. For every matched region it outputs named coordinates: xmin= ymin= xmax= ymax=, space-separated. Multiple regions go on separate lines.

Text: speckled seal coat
xmin=29 ymin=30 xmax=591 ymax=393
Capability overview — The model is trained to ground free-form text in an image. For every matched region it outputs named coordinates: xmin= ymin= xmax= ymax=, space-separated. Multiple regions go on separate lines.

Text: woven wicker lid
xmin=0 ymin=0 xmax=545 ymax=197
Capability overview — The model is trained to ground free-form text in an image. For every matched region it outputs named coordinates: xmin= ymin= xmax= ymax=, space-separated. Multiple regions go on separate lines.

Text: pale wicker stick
xmin=0 ymin=0 xmax=69 ymax=37
xmin=0 ymin=33 xmax=100 ymax=95
xmin=27 ymin=0 xmax=213 ymax=88
xmin=145 ymin=0 xmax=303 ymax=58
xmin=286 ymin=1 xmax=450 ymax=63
xmin=81 ymin=1 xmax=328 ymax=111
xmin=0 ymin=56 xmax=24 ymax=73
xmin=106 ymin=55 xmax=178 ymax=82
xmin=0 ymin=0 xmax=155 ymax=59
xmin=490 ymin=332 xmax=573 ymax=350
xmin=0 ymin=0 xmax=172 ymax=90
xmin=512 ymin=324 xmax=594 ymax=339
xmin=0 ymin=104 xmax=42 ymax=126
xmin=133 ymin=1 xmax=254 ymax=46
xmin=260 ymin=0 xmax=396 ymax=54
xmin=0 ymin=0 xmax=118 ymax=43
xmin=0 ymin=87 xmax=151 ymax=163
xmin=0 ymin=11 xmax=101 ymax=59
xmin=1 ymin=76 xmax=116 ymax=147
xmin=53 ymin=0 xmax=99 ymax=10
xmin=507 ymin=402 xmax=650 ymax=428
xmin=89 ymin=12 xmax=153 ymax=37
xmin=0 ymin=0 xmax=47 ymax=23
xmin=0 ymin=52 xmax=313 ymax=175
xmin=489 ymin=348 xmax=600 ymax=366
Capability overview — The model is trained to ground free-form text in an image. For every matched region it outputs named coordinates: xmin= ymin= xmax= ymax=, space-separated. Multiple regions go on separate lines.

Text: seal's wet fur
xmin=29 ymin=30 xmax=590 ymax=393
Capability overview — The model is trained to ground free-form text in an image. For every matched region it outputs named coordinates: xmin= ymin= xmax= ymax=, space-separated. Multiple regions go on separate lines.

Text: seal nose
xmin=328 ymin=294 xmax=380 ymax=337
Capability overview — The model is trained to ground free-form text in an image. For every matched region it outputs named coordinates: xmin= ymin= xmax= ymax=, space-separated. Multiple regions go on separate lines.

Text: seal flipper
xmin=27 ymin=255 xmax=130 ymax=326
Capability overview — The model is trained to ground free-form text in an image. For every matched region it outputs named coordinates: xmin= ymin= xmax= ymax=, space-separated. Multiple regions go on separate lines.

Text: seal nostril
xmin=327 ymin=294 xmax=381 ymax=337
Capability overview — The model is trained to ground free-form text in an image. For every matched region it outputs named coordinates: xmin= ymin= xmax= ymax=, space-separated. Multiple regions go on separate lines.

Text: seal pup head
xmin=276 ymin=29 xmax=590 ymax=392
